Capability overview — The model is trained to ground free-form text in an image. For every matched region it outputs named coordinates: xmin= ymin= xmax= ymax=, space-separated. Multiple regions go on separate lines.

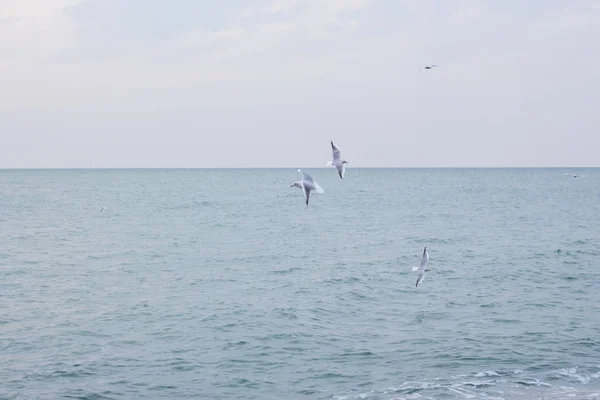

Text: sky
xmin=1 ymin=0 xmax=599 ymax=168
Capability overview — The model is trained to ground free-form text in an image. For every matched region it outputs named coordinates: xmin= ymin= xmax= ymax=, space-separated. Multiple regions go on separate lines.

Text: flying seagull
xmin=100 ymin=207 xmax=107 ymax=213
xmin=325 ymin=141 xmax=349 ymax=179
xmin=412 ymin=247 xmax=430 ymax=287
xmin=420 ymin=64 xmax=438 ymax=71
xmin=290 ymin=169 xmax=324 ymax=208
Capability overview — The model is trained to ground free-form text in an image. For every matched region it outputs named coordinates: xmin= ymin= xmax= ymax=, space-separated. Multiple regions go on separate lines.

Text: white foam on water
xmin=475 ymin=371 xmax=501 ymax=377
xmin=448 ymin=387 xmax=476 ymax=398
xmin=332 ymin=385 xmax=600 ymax=400
xmin=331 ymin=365 xmax=600 ymax=400
xmin=461 ymin=379 xmax=501 ymax=388
xmin=557 ymin=367 xmax=592 ymax=384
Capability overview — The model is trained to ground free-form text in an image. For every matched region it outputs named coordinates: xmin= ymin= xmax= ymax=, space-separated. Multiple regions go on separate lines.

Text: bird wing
xmin=416 ymin=270 xmax=425 ymax=287
xmin=298 ymin=169 xmax=315 ymax=185
xmin=336 ymin=162 xmax=345 ymax=179
xmin=331 ymin=141 xmax=341 ymax=161
xmin=301 ymin=181 xmax=310 ymax=206
xmin=419 ymin=249 xmax=429 ymax=269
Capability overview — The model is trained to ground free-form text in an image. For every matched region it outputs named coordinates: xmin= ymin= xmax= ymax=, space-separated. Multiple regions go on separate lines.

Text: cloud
xmin=449 ymin=2 xmax=482 ymax=24
xmin=1 ymin=1 xmax=600 ymax=167
xmin=0 ymin=0 xmax=82 ymax=64
xmin=3 ymin=1 xmax=599 ymax=97
xmin=171 ymin=0 xmax=370 ymax=62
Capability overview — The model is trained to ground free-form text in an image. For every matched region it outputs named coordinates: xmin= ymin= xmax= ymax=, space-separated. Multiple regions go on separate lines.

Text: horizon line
xmin=0 ymin=166 xmax=598 ymax=170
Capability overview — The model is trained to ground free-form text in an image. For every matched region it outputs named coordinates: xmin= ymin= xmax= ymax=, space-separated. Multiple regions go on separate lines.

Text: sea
xmin=1 ymin=168 xmax=599 ymax=400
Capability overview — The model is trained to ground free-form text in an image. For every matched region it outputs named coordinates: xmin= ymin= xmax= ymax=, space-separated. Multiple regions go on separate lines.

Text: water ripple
xmin=1 ymin=169 xmax=600 ymax=399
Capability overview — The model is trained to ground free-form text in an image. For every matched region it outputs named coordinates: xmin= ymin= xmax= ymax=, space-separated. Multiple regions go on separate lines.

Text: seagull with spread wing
xmin=326 ymin=141 xmax=349 ymax=179
xmin=412 ymin=247 xmax=430 ymax=287
xmin=290 ymin=169 xmax=324 ymax=208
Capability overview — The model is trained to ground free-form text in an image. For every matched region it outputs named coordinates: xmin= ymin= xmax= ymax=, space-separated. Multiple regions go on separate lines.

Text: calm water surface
xmin=1 ymin=168 xmax=599 ymax=399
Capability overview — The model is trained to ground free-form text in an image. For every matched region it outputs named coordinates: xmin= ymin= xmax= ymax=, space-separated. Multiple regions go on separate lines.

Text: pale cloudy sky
xmin=1 ymin=0 xmax=599 ymax=168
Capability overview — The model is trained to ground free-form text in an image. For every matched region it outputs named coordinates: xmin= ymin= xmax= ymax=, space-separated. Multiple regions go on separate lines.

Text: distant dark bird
xmin=421 ymin=64 xmax=438 ymax=71
xmin=100 ymin=207 xmax=107 ymax=212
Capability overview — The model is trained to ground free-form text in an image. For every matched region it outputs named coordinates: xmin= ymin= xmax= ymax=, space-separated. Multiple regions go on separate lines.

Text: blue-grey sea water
xmin=1 ymin=168 xmax=600 ymax=400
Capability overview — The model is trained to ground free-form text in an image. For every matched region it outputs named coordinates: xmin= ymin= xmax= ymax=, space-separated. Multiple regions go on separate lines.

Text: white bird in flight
xmin=100 ymin=207 xmax=107 ymax=213
xmin=290 ymin=169 xmax=324 ymax=208
xmin=412 ymin=247 xmax=430 ymax=287
xmin=326 ymin=141 xmax=349 ymax=179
